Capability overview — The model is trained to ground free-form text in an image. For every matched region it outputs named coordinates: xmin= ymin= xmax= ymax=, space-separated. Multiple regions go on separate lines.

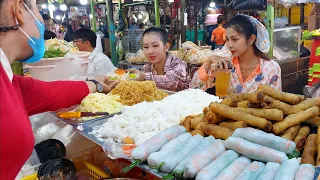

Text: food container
xmin=28 ymin=51 xmax=91 ymax=66
xmin=25 ymin=61 xmax=89 ymax=81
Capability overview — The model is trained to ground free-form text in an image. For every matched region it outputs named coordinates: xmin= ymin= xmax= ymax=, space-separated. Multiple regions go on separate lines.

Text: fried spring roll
xmin=190 ymin=114 xmax=206 ymax=129
xmin=206 ymin=111 xmax=225 ymax=124
xmin=219 ymin=121 xmax=247 ymax=130
xmin=293 ymin=97 xmax=320 ymax=111
xmin=259 ymin=85 xmax=305 ymax=105
xmin=293 ymin=126 xmax=311 ymax=152
xmin=209 ymin=102 xmax=272 ymax=132
xmin=317 ymin=126 xmax=320 ymax=166
xmin=281 ymin=124 xmax=301 ymax=140
xmin=236 ymin=108 xmax=284 ymax=121
xmin=264 ymin=96 xmax=301 ymax=115
xmin=301 ymin=134 xmax=317 ymax=166
xmin=190 ymin=130 xmax=204 ymax=136
xmin=181 ymin=116 xmax=192 ymax=132
xmin=231 ymin=91 xmax=265 ymax=103
xmin=203 ymin=107 xmax=211 ymax=114
xmin=273 ymin=107 xmax=319 ymax=135
xmin=237 ymin=101 xmax=249 ymax=108
xmin=220 ymin=97 xmax=236 ymax=107
xmin=304 ymin=116 xmax=320 ymax=127
xmin=196 ymin=122 xmax=233 ymax=140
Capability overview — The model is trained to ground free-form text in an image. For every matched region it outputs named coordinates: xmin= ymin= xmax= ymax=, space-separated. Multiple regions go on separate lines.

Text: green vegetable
xmin=107 ymin=76 xmax=118 ymax=81
xmin=316 ymin=47 xmax=320 ymax=56
xmin=128 ymin=73 xmax=138 ymax=79
xmin=288 ymin=150 xmax=300 ymax=159
xmin=43 ymin=47 xmax=68 ymax=58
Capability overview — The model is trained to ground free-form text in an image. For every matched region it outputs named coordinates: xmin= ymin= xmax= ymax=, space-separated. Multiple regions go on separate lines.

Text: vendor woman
xmin=191 ymin=14 xmax=282 ymax=93
xmin=0 ymin=0 xmax=119 ymax=179
xmin=129 ymin=27 xmax=190 ymax=92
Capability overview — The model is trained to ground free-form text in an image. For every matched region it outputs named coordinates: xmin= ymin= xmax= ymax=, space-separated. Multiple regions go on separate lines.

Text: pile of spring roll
xmin=130 ymin=126 xmax=316 ymax=180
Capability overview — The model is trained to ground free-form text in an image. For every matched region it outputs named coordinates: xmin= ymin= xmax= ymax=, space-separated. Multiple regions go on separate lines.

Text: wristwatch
xmin=87 ymin=79 xmax=104 ymax=93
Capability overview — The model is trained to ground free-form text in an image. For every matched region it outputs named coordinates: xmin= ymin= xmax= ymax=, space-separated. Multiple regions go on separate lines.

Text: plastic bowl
xmin=26 ymin=61 xmax=89 ymax=81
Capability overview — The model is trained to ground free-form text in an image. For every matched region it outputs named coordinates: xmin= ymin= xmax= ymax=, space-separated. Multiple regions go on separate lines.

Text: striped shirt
xmin=142 ymin=55 xmax=190 ymax=92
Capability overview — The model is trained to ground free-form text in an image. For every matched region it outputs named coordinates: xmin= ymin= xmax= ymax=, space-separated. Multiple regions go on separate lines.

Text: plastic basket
xmin=84 ymin=161 xmax=109 ymax=180
xmin=19 ymin=162 xmax=108 ymax=180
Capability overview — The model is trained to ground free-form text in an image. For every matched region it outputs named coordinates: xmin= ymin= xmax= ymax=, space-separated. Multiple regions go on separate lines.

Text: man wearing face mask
xmin=0 ymin=1 xmax=119 ymax=179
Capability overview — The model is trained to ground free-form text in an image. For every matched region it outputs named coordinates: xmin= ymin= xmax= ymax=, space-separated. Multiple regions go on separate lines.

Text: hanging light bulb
xmin=60 ymin=4 xmax=67 ymax=11
xmin=210 ymin=2 xmax=216 ymax=8
xmin=80 ymin=0 xmax=88 ymax=5
xmin=48 ymin=4 xmax=56 ymax=11
xmin=138 ymin=14 xmax=143 ymax=19
xmin=55 ymin=15 xmax=62 ymax=20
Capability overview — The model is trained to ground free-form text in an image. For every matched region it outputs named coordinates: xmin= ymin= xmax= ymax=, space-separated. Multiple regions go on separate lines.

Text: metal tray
xmin=75 ymin=118 xmax=110 ymax=146
xmin=54 ymin=106 xmax=121 ymax=126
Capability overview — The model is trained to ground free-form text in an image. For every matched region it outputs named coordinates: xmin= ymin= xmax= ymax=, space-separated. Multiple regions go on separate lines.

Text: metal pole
xmin=90 ymin=0 xmax=96 ymax=31
xmin=154 ymin=0 xmax=160 ymax=27
xmin=106 ymin=0 xmax=118 ymax=66
xmin=180 ymin=0 xmax=186 ymax=43
xmin=300 ymin=3 xmax=305 ymax=25
xmin=194 ymin=3 xmax=198 ymax=45
xmin=267 ymin=2 xmax=274 ymax=59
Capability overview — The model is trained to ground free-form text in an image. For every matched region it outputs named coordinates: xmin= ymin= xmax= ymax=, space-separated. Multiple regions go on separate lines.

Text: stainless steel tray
xmin=54 ymin=106 xmax=121 ymax=126
xmin=75 ymin=118 xmax=110 ymax=146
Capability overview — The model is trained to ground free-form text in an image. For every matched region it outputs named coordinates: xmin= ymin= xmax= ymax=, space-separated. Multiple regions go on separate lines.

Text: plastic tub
xmin=29 ymin=51 xmax=91 ymax=66
xmin=26 ymin=61 xmax=89 ymax=81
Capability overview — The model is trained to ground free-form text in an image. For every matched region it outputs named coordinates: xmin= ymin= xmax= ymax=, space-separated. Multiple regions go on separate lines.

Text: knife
xmin=56 ymin=112 xmax=110 ymax=119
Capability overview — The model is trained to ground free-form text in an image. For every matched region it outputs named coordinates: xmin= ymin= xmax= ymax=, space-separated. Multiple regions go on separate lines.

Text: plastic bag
xmin=126 ymin=50 xmax=148 ymax=64
xmin=304 ymin=82 xmax=320 ymax=98
xmin=229 ymin=0 xmax=267 ymax=11
xmin=43 ymin=53 xmax=93 ymax=81
xmin=103 ymin=138 xmax=135 ymax=159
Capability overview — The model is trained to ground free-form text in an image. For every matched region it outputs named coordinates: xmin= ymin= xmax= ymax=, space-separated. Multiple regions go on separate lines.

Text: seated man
xmin=74 ymin=28 xmax=116 ymax=75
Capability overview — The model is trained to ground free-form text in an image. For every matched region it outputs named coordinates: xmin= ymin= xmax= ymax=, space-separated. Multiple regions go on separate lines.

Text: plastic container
xmin=29 ymin=51 xmax=91 ymax=66
xmin=18 ymin=149 xmax=41 ymax=178
xmin=26 ymin=61 xmax=89 ymax=81
xmin=52 ymin=125 xmax=76 ymax=147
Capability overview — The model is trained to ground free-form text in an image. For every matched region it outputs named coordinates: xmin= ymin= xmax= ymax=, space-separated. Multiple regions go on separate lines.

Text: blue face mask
xmin=18 ymin=3 xmax=45 ymax=63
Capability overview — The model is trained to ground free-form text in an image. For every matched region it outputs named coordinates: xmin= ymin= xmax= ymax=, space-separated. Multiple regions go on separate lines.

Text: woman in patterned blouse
xmin=129 ymin=27 xmax=190 ymax=92
xmin=191 ymin=15 xmax=282 ymax=94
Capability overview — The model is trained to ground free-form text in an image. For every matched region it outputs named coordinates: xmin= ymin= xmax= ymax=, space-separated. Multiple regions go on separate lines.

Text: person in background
xmin=191 ymin=14 xmax=281 ymax=94
xmin=64 ymin=25 xmax=74 ymax=42
xmin=128 ymin=27 xmax=190 ymax=92
xmin=73 ymin=28 xmax=117 ymax=75
xmin=211 ymin=15 xmax=226 ymax=50
xmin=139 ymin=23 xmax=145 ymax=30
xmin=0 ymin=0 xmax=119 ymax=179
xmin=44 ymin=30 xmax=57 ymax=40
xmin=42 ymin=14 xmax=64 ymax=39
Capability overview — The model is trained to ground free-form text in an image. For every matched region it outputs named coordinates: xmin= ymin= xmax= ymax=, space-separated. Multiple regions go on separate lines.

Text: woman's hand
xmin=127 ymin=69 xmax=146 ymax=81
xmin=203 ymin=55 xmax=232 ymax=74
xmin=86 ymin=76 xmax=120 ymax=94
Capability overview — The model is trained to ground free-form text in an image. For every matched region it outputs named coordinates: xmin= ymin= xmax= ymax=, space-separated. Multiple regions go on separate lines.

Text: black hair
xmin=217 ymin=15 xmax=225 ymax=24
xmin=74 ymin=28 xmax=97 ymax=48
xmin=44 ymin=30 xmax=57 ymax=40
xmin=42 ymin=14 xmax=51 ymax=21
xmin=139 ymin=23 xmax=145 ymax=29
xmin=143 ymin=27 xmax=168 ymax=44
xmin=227 ymin=14 xmax=269 ymax=60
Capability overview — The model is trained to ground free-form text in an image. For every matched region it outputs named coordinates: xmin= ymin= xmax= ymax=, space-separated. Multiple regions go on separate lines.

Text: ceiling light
xmin=55 ymin=15 xmax=61 ymax=20
xmin=210 ymin=2 xmax=215 ymax=8
xmin=60 ymin=4 xmax=67 ymax=11
xmin=80 ymin=0 xmax=88 ymax=5
xmin=48 ymin=4 xmax=56 ymax=11
xmin=138 ymin=14 xmax=143 ymax=19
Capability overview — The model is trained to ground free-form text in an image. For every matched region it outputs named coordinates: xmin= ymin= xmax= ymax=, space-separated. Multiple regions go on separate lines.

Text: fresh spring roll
xmin=160 ymin=134 xmax=204 ymax=173
xmin=183 ymin=137 xmax=226 ymax=178
xmin=225 ymin=137 xmax=288 ymax=164
xmin=196 ymin=150 xmax=239 ymax=180
xmin=147 ymin=133 xmax=191 ymax=168
xmin=235 ymin=161 xmax=266 ymax=180
xmin=294 ymin=164 xmax=315 ymax=180
xmin=274 ymin=159 xmax=300 ymax=180
xmin=214 ymin=156 xmax=252 ymax=180
xmin=131 ymin=125 xmax=186 ymax=162
xmin=232 ymin=127 xmax=296 ymax=154
xmin=173 ymin=136 xmax=216 ymax=179
xmin=256 ymin=162 xmax=281 ymax=180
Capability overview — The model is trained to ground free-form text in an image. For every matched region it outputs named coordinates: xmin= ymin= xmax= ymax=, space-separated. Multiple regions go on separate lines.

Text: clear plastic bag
xmin=43 ymin=53 xmax=93 ymax=81
xmin=103 ymin=138 xmax=135 ymax=160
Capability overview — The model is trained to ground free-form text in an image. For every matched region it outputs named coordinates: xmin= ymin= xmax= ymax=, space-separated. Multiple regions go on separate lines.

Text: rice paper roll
xmin=256 ymin=162 xmax=281 ymax=180
xmin=235 ymin=161 xmax=265 ymax=180
xmin=232 ymin=128 xmax=296 ymax=154
xmin=196 ymin=150 xmax=239 ymax=180
xmin=147 ymin=133 xmax=191 ymax=168
xmin=274 ymin=159 xmax=299 ymax=180
xmin=214 ymin=156 xmax=252 ymax=180
xmin=294 ymin=164 xmax=315 ymax=180
xmin=225 ymin=137 xmax=288 ymax=164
